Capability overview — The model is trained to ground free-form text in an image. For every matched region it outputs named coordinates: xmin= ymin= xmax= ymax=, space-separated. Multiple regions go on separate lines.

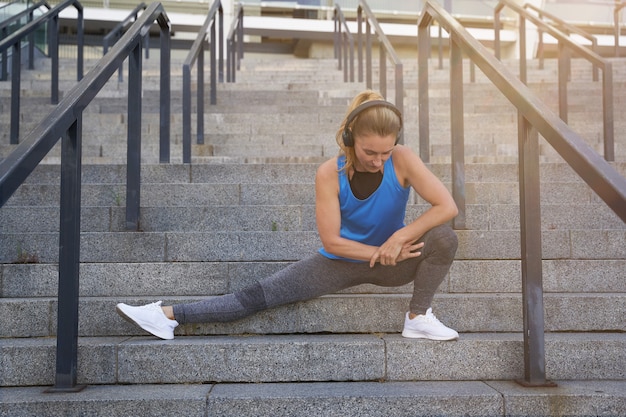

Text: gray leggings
xmin=172 ymin=224 xmax=458 ymax=324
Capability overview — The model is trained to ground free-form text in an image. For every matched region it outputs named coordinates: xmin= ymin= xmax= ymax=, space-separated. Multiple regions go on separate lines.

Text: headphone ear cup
xmin=342 ymin=129 xmax=354 ymax=147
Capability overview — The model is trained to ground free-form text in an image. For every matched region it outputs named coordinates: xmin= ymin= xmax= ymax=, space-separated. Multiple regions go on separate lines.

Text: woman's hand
xmin=369 ymin=237 xmax=424 ymax=267
xmin=396 ymin=241 xmax=424 ymax=263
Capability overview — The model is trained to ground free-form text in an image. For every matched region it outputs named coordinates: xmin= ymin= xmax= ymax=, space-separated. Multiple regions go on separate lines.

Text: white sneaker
xmin=401 ymin=308 xmax=459 ymax=341
xmin=116 ymin=301 xmax=179 ymax=340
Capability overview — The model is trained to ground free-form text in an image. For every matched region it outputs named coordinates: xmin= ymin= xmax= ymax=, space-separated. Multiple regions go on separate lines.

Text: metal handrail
xmin=182 ymin=0 xmax=224 ymax=164
xmin=103 ymin=2 xmax=148 ymax=82
xmin=356 ymin=0 xmax=404 ymax=142
xmin=226 ymin=2 xmax=243 ymax=83
xmin=418 ymin=0 xmax=626 ymax=387
xmin=616 ymin=1 xmax=626 ymax=57
xmin=0 ymin=1 xmax=171 ymax=391
xmin=523 ymin=2 xmax=599 ymax=81
xmin=0 ymin=0 xmax=50 ymax=79
xmin=0 ymin=0 xmax=84 ymax=144
xmin=494 ymin=0 xmax=615 ymax=162
xmin=333 ymin=3 xmax=354 ymax=83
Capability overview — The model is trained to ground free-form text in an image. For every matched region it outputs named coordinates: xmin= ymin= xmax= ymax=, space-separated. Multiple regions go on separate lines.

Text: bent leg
xmin=408 ymin=224 xmax=458 ymax=314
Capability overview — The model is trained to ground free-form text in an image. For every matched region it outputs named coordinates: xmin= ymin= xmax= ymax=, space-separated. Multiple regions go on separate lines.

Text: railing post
xmin=237 ymin=12 xmax=243 ymax=68
xmin=76 ymin=5 xmax=84 ymax=81
xmin=357 ymin=8 xmax=363 ymax=83
xmin=1 ymin=27 xmax=7 ymax=81
xmin=602 ymin=62 xmax=614 ymax=162
xmin=28 ymin=10 xmax=35 ymax=70
xmin=341 ymin=34 xmax=347 ymax=81
xmin=438 ymin=25 xmax=443 ymax=70
xmin=227 ymin=38 xmax=234 ymax=82
xmin=50 ymin=14 xmax=59 ymax=104
xmin=218 ymin=6 xmax=224 ymax=83
xmin=182 ymin=64 xmax=192 ymax=164
xmin=160 ymin=18 xmax=171 ymax=164
xmin=519 ymin=15 xmax=527 ymax=84
xmin=517 ymin=115 xmax=555 ymax=388
xmin=334 ymin=10 xmax=339 ymax=62
xmin=537 ymin=27 xmax=544 ymax=70
xmin=47 ymin=117 xmax=84 ymax=393
xmin=126 ymin=43 xmax=142 ymax=230
xmin=198 ymin=43 xmax=205 ymax=144
xmin=366 ymin=20 xmax=372 ymax=89
xmin=557 ymin=42 xmax=569 ymax=123
xmin=450 ymin=37 xmax=466 ymax=230
xmin=210 ymin=20 xmax=217 ymax=106
xmin=118 ymin=32 xmax=124 ymax=82
xmin=379 ymin=46 xmax=386 ymax=99
xmin=615 ymin=3 xmax=625 ymax=58
xmin=494 ymin=9 xmax=501 ymax=60
xmin=10 ymin=40 xmax=21 ymax=144
xmin=418 ymin=19 xmax=430 ymax=163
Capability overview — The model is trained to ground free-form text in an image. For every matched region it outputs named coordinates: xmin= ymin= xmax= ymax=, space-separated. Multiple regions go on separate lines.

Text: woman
xmin=117 ymin=90 xmax=459 ymax=341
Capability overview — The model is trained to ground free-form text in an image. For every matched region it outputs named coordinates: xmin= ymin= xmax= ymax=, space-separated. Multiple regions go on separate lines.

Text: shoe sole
xmin=401 ymin=329 xmax=459 ymax=341
xmin=116 ymin=304 xmax=174 ymax=340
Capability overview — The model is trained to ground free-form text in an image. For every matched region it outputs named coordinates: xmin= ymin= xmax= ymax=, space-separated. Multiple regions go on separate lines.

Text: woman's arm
xmin=315 ymin=158 xmax=381 ymax=262
xmin=370 ymin=145 xmax=458 ymax=266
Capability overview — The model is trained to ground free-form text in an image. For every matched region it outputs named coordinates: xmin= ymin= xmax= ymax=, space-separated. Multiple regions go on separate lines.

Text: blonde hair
xmin=335 ymin=90 xmax=402 ymax=173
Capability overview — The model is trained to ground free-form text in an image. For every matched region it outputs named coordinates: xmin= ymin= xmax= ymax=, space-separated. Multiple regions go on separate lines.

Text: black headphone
xmin=341 ymin=100 xmax=403 ymax=147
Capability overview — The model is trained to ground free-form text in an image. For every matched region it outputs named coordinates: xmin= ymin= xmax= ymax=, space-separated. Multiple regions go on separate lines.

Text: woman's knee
xmin=422 ymin=224 xmax=458 ymax=260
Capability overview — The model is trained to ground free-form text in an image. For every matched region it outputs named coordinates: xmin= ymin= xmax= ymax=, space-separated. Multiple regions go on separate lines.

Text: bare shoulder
xmin=392 ymin=145 xmax=429 ymax=183
xmin=316 ymin=157 xmax=339 ymax=182
xmin=392 ymin=144 xmax=422 ymax=165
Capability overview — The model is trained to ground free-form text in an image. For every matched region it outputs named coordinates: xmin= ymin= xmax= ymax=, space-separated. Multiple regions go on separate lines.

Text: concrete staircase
xmin=0 ymin=52 xmax=625 ymax=416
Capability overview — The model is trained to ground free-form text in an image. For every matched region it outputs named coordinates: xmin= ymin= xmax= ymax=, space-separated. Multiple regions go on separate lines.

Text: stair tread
xmin=2 ymin=380 xmax=624 ymax=417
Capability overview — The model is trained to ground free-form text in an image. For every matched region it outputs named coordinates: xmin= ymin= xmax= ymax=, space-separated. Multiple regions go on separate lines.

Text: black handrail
xmin=615 ymin=1 xmax=626 ymax=57
xmin=226 ymin=2 xmax=243 ymax=83
xmin=494 ymin=0 xmax=615 ymax=162
xmin=0 ymin=0 xmax=84 ymax=145
xmin=103 ymin=2 xmax=148 ymax=82
xmin=0 ymin=0 xmax=50 ymax=80
xmin=523 ymin=2 xmax=599 ymax=81
xmin=182 ymin=0 xmax=224 ymax=164
xmin=333 ymin=4 xmax=355 ymax=83
xmin=418 ymin=0 xmax=626 ymax=387
xmin=0 ymin=1 xmax=171 ymax=392
xmin=356 ymin=0 xmax=404 ymax=142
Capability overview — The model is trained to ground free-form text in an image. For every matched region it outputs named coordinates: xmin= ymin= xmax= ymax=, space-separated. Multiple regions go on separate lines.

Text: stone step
xmin=1 ymin=228 xmax=624 ymax=263
xmin=3 ymin=259 xmax=625 ymax=298
xmin=0 ymin=172 xmax=619 ymax=205
xmin=7 ymin=162 xmax=625 ymax=185
xmin=1 ymin=333 xmax=624 ymax=386
xmin=1 ymin=292 xmax=624 ymax=339
xmin=4 ymin=380 xmax=625 ymax=417
xmin=1 ymin=203 xmax=624 ymax=233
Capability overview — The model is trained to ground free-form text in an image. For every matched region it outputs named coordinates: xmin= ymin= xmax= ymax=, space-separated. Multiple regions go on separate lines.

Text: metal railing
xmin=0 ymin=1 xmax=171 ymax=392
xmin=333 ymin=3 xmax=355 ymax=82
xmin=182 ymin=0 xmax=224 ymax=164
xmin=523 ymin=2 xmax=599 ymax=81
xmin=616 ymin=1 xmax=626 ymax=57
xmin=0 ymin=0 xmax=50 ymax=80
xmin=357 ymin=0 xmax=403 ymax=128
xmin=103 ymin=2 xmax=148 ymax=82
xmin=418 ymin=0 xmax=626 ymax=387
xmin=494 ymin=0 xmax=615 ymax=162
xmin=226 ymin=2 xmax=243 ymax=83
xmin=0 ymin=0 xmax=84 ymax=144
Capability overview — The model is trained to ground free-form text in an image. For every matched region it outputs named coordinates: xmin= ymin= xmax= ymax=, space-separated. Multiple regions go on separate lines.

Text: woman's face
xmin=353 ymin=133 xmax=396 ymax=172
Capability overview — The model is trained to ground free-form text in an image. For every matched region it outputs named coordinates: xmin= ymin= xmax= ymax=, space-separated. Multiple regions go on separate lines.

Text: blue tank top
xmin=319 ymin=155 xmax=410 ymax=262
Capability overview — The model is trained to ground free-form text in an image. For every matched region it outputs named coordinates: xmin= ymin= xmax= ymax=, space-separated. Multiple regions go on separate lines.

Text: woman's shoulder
xmin=391 ymin=145 xmax=427 ymax=186
xmin=391 ymin=145 xmax=422 ymax=169
xmin=316 ymin=156 xmax=340 ymax=180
